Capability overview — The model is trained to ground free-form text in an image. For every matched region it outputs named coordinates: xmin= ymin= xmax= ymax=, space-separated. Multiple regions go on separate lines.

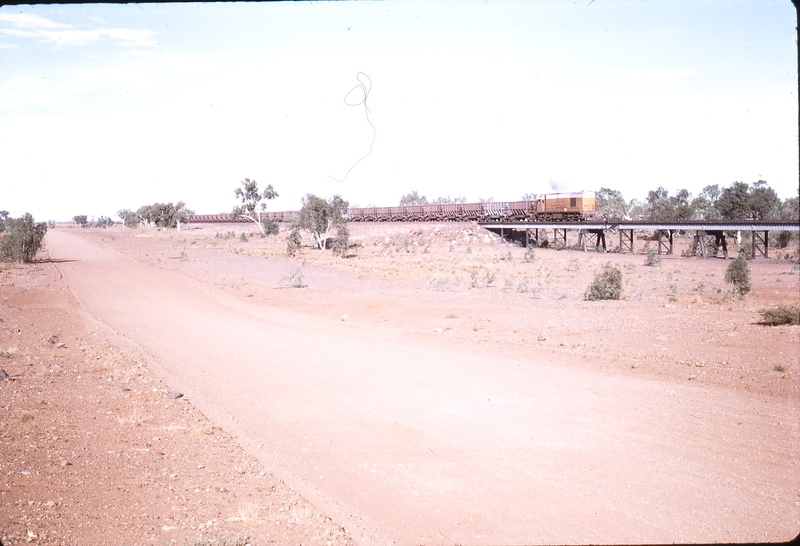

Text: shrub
xmin=724 ymin=253 xmax=751 ymax=296
xmin=644 ymin=249 xmax=662 ymax=266
xmin=585 ymin=263 xmax=622 ymax=301
xmin=239 ymin=232 xmax=248 ymax=243
xmin=523 ymin=247 xmax=536 ymax=263
xmin=758 ymin=305 xmax=800 ymax=326
xmin=261 ymin=218 xmax=279 ymax=236
xmin=286 ymin=226 xmax=302 ymax=257
xmin=330 ymin=224 xmax=350 ymax=257
xmin=0 ymin=213 xmax=47 ymax=263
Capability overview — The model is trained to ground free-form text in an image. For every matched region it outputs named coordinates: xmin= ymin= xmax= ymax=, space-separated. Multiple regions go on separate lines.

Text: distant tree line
xmin=399 ymin=191 xmax=468 ymax=205
xmin=595 ymin=180 xmax=796 ymax=223
xmin=114 ymin=202 xmax=194 ymax=230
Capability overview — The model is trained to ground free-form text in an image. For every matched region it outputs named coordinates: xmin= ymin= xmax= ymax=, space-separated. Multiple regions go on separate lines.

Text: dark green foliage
xmin=138 ymin=202 xmax=193 ymax=229
xmin=645 ymin=187 xmax=695 ymax=221
xmin=0 ymin=210 xmax=8 ymax=233
xmin=585 ymin=263 xmax=622 ymax=301
xmin=724 ymin=253 xmax=751 ymax=296
xmin=72 ymin=215 xmax=88 ymax=227
xmin=0 ymin=213 xmax=48 ymax=263
xmin=758 ymin=305 xmax=800 ymax=326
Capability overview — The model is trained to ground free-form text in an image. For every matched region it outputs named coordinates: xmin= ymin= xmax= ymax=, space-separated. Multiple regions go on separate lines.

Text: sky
xmin=0 ymin=0 xmax=797 ymax=221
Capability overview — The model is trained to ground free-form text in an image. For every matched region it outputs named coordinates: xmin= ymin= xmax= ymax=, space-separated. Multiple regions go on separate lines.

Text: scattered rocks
xmin=537 ymin=334 xmax=548 ymax=341
xmin=165 ymin=390 xmax=184 ymax=399
xmin=0 ymin=368 xmax=11 ymax=380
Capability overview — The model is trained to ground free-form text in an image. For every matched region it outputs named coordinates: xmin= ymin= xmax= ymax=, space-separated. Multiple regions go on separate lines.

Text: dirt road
xmin=45 ymin=229 xmax=799 ymax=544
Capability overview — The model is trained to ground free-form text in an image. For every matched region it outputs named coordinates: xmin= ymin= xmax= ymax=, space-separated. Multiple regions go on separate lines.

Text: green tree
xmin=691 ymin=184 xmax=722 ymax=220
xmin=0 ymin=213 xmax=48 ymax=263
xmin=747 ymin=180 xmax=780 ymax=221
xmin=137 ymin=202 xmax=193 ymax=230
xmin=117 ymin=209 xmax=140 ymax=228
xmin=645 ymin=187 xmax=674 ymax=221
xmin=0 ymin=210 xmax=9 ymax=233
xmin=292 ymin=194 xmax=349 ymax=251
xmin=595 ymin=187 xmax=629 ymax=221
xmin=72 ymin=215 xmax=88 ymax=227
xmin=716 ymin=182 xmax=750 ymax=220
xmin=779 ymin=195 xmax=799 ymax=221
xmin=399 ymin=191 xmax=428 ymax=205
xmin=672 ymin=189 xmax=695 ymax=221
xmin=231 ymin=178 xmax=279 ymax=236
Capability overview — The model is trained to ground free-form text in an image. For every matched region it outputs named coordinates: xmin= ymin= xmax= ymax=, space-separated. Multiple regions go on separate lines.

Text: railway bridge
xmin=480 ymin=220 xmax=800 ymax=259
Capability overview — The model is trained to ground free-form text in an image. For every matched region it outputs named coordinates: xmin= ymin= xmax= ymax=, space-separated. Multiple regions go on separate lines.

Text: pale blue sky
xmin=0 ymin=0 xmax=796 ymax=221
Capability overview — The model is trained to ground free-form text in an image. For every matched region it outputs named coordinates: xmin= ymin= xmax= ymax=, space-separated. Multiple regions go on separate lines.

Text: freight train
xmin=189 ymin=191 xmax=597 ymax=224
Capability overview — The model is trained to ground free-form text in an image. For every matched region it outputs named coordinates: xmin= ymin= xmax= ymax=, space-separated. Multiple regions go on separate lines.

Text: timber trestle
xmin=482 ymin=221 xmax=799 ymax=258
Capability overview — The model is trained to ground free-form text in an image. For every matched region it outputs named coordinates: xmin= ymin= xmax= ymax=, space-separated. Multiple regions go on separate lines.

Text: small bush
xmin=644 ymin=249 xmax=662 ymax=266
xmin=286 ymin=226 xmax=302 ymax=257
xmin=330 ymin=224 xmax=350 ymax=257
xmin=0 ymin=213 xmax=47 ymax=263
xmin=758 ymin=305 xmax=800 ymax=326
xmin=724 ymin=253 xmax=751 ymax=296
xmin=585 ymin=263 xmax=623 ymax=301
xmin=281 ymin=267 xmax=306 ymax=288
xmin=523 ymin=247 xmax=536 ymax=263
xmin=261 ymin=218 xmax=279 ymax=236
xmin=239 ymin=232 xmax=248 ymax=243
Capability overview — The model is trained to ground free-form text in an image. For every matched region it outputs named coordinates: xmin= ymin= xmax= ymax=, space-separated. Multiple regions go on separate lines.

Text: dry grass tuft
xmin=758 ymin=305 xmax=800 ymax=326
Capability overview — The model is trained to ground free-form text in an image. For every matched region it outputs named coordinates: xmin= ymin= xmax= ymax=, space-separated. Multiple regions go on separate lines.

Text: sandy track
xmin=46 ymin=229 xmax=799 ymax=544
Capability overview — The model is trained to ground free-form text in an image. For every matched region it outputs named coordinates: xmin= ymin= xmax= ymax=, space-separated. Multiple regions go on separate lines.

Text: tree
xmin=291 ymin=194 xmax=349 ymax=252
xmin=137 ymin=202 xmax=193 ymax=230
xmin=645 ymin=187 xmax=674 ymax=221
xmin=716 ymin=182 xmax=750 ymax=220
xmin=595 ymin=188 xmax=629 ymax=221
xmin=72 ymin=215 xmax=88 ymax=227
xmin=691 ymin=184 xmax=722 ymax=220
xmin=747 ymin=180 xmax=780 ymax=221
xmin=399 ymin=191 xmax=428 ymax=205
xmin=434 ymin=195 xmax=468 ymax=204
xmin=0 ymin=213 xmax=47 ymax=263
xmin=672 ymin=188 xmax=695 ymax=221
xmin=521 ymin=193 xmax=538 ymax=201
xmin=94 ymin=216 xmax=114 ymax=228
xmin=0 ymin=210 xmax=9 ymax=233
xmin=231 ymin=178 xmax=279 ymax=236
xmin=117 ymin=209 xmax=140 ymax=228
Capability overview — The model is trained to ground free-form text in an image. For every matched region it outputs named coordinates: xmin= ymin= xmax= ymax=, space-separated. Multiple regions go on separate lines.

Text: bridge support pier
xmin=693 ymin=230 xmax=729 ymax=259
xmin=525 ymin=228 xmax=540 ymax=248
xmin=657 ymin=230 xmax=674 ymax=255
xmin=553 ymin=228 xmax=568 ymax=250
xmin=752 ymin=230 xmax=769 ymax=259
xmin=619 ymin=229 xmax=634 ymax=254
xmin=578 ymin=229 xmax=606 ymax=252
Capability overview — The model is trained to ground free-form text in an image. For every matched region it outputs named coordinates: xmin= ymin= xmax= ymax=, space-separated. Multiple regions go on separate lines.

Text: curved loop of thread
xmin=329 ymin=72 xmax=376 ymax=182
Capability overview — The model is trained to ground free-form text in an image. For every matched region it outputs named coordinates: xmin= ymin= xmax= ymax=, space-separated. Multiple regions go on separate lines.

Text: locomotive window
xmin=570 ymin=197 xmax=577 ymax=207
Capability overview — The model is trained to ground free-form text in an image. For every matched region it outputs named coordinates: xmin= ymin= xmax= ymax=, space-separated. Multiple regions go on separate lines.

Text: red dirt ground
xmin=2 ymin=222 xmax=798 ymax=545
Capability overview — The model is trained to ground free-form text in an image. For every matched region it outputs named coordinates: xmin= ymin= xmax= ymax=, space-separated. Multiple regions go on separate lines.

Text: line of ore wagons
xmin=190 ymin=191 xmax=597 ymax=224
